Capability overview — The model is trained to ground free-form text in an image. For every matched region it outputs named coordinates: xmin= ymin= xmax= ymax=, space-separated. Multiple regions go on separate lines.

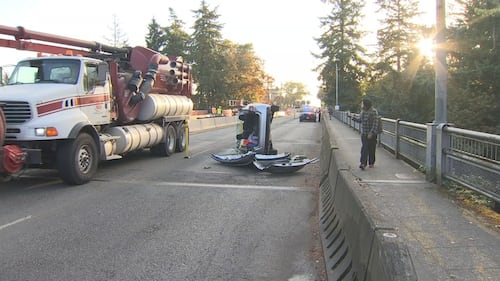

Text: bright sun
xmin=418 ymin=38 xmax=434 ymax=61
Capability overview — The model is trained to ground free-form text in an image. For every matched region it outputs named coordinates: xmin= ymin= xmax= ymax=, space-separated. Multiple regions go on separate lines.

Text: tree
xmin=163 ymin=8 xmax=191 ymax=59
xmin=189 ymin=0 xmax=226 ymax=109
xmin=145 ymin=17 xmax=166 ymax=52
xmin=143 ymin=2 xmax=271 ymax=110
xmin=314 ymin=0 xmax=368 ymax=111
xmin=104 ymin=14 xmax=129 ymax=47
xmin=281 ymin=82 xmax=309 ymax=108
xmin=369 ymin=0 xmax=432 ymax=120
xmin=447 ymin=0 xmax=500 ymax=133
xmin=221 ymin=41 xmax=269 ymax=104
xmin=375 ymin=0 xmax=420 ymax=73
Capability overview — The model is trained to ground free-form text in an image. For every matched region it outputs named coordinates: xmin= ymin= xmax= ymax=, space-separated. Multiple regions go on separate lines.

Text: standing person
xmin=328 ymin=105 xmax=333 ymax=120
xmin=352 ymin=98 xmax=379 ymax=170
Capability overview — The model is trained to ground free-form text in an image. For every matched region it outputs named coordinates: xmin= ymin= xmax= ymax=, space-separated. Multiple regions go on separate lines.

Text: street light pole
xmin=335 ymin=62 xmax=339 ymax=110
xmin=435 ymin=0 xmax=447 ymax=123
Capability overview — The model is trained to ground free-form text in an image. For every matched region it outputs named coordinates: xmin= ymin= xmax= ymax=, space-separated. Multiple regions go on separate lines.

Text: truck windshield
xmin=8 ymin=59 xmax=81 ymax=85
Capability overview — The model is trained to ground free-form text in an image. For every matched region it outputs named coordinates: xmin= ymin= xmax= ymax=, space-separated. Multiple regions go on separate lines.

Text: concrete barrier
xmin=188 ymin=116 xmax=238 ymax=133
xmin=319 ymin=118 xmax=417 ymax=281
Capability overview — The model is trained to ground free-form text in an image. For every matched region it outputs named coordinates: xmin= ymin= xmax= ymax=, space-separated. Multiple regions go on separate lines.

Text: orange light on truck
xmin=45 ymin=127 xmax=58 ymax=136
xmin=36 ymin=127 xmax=59 ymax=137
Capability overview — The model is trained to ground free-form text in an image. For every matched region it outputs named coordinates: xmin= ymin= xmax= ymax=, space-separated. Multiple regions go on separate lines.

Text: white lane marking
xmin=0 ymin=215 xmax=32 ymax=230
xmin=100 ymin=179 xmax=310 ymax=192
xmin=158 ymin=181 xmax=309 ymax=192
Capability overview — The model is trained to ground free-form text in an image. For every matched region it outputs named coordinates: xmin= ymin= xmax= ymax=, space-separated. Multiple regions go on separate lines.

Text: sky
xmin=0 ymin=0 xmax=436 ymax=106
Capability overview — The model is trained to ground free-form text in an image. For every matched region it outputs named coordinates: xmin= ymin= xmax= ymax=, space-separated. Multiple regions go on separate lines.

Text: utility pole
xmin=266 ymin=78 xmax=272 ymax=104
xmin=435 ymin=0 xmax=447 ymax=123
xmin=427 ymin=0 xmax=447 ymax=182
xmin=335 ymin=62 xmax=339 ymax=110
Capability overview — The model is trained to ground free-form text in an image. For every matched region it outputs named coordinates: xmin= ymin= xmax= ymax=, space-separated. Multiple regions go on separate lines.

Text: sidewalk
xmin=326 ymin=116 xmax=500 ymax=281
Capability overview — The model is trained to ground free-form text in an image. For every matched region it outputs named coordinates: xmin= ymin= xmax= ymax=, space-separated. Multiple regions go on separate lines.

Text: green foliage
xmin=447 ymin=0 xmax=500 ymax=134
xmin=366 ymin=0 xmax=433 ymax=121
xmin=316 ymin=0 xmax=500 ymax=134
xmin=314 ymin=0 xmax=368 ymax=111
xmin=375 ymin=0 xmax=420 ymax=72
xmin=220 ymin=41 xmax=269 ymax=105
xmin=143 ymin=1 xmax=272 ymax=110
xmin=136 ymin=0 xmax=500 ymax=135
xmin=281 ymin=82 xmax=309 ymax=108
xmin=145 ymin=18 xmax=166 ymax=52
xmin=163 ymin=8 xmax=191 ymax=59
xmin=189 ymin=0 xmax=227 ymax=109
xmin=444 ymin=180 xmax=494 ymax=207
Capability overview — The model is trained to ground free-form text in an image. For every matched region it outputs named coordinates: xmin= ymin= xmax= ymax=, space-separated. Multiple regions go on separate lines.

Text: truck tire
xmin=152 ymin=124 xmax=177 ymax=156
xmin=57 ymin=133 xmax=98 ymax=185
xmin=176 ymin=123 xmax=187 ymax=152
xmin=164 ymin=124 xmax=177 ymax=156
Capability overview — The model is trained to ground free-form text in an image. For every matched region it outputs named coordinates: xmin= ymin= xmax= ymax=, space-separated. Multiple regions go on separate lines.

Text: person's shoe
xmin=359 ymin=164 xmax=366 ymax=170
xmin=368 ymin=164 xmax=374 ymax=168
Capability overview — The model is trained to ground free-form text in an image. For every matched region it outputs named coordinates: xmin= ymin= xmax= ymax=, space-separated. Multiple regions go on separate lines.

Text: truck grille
xmin=0 ymin=101 xmax=32 ymax=124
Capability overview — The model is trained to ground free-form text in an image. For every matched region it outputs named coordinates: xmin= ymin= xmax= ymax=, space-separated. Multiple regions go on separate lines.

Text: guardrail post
xmin=435 ymin=123 xmax=449 ymax=186
xmin=395 ymin=119 xmax=401 ymax=159
xmin=426 ymin=122 xmax=438 ymax=182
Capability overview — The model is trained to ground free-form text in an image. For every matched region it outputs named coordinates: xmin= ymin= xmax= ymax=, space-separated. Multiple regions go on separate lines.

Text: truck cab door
xmin=80 ymin=62 xmax=112 ymax=125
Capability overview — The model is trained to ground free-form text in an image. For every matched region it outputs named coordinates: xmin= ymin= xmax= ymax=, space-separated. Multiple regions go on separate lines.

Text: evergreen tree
xmin=189 ymin=0 xmax=226 ymax=109
xmin=145 ymin=17 xmax=166 ymax=52
xmin=376 ymin=0 xmax=420 ymax=72
xmin=314 ymin=0 xmax=368 ymax=112
xmin=448 ymin=0 xmax=500 ymax=133
xmin=163 ymin=8 xmax=191 ymax=59
xmin=371 ymin=0 xmax=425 ymax=119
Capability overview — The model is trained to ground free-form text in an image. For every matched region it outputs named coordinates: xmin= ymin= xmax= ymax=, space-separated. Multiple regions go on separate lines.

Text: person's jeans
xmin=360 ymin=134 xmax=377 ymax=166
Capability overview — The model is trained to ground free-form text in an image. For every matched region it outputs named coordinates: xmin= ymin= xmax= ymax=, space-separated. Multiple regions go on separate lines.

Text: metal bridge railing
xmin=333 ymin=110 xmax=500 ymax=209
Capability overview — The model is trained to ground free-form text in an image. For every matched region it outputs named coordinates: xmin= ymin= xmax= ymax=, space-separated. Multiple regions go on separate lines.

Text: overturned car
xmin=211 ymin=103 xmax=318 ymax=173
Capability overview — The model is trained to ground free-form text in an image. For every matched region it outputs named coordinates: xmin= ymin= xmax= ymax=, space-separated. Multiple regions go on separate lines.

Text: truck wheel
xmin=57 ymin=133 xmax=98 ymax=185
xmin=165 ymin=124 xmax=177 ymax=156
xmin=152 ymin=124 xmax=177 ymax=156
xmin=176 ymin=123 xmax=187 ymax=152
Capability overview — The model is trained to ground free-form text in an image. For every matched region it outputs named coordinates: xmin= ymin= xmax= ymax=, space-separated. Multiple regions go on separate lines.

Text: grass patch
xmin=443 ymin=181 xmax=500 ymax=232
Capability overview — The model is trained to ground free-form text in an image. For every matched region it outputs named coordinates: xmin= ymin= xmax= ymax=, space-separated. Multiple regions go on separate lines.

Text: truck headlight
xmin=35 ymin=127 xmax=58 ymax=137
xmin=35 ymin=128 xmax=45 ymax=136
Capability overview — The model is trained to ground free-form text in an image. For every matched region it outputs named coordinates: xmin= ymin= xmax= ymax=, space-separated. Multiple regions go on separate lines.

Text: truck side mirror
xmin=96 ymin=63 xmax=109 ymax=86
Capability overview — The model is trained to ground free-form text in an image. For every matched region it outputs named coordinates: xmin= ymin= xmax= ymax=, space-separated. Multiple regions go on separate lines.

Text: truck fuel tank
xmin=136 ymin=94 xmax=193 ymax=121
xmin=103 ymin=123 xmax=163 ymax=155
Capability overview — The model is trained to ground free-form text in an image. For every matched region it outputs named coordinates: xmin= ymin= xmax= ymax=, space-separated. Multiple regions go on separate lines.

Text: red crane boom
xmin=0 ymin=25 xmax=129 ymax=57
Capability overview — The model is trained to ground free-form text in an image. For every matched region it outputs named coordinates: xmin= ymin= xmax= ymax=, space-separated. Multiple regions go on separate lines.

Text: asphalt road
xmin=0 ymin=116 xmax=326 ymax=281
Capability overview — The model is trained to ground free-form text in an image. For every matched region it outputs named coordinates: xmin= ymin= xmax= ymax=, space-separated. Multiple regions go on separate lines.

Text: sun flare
xmin=418 ymin=38 xmax=434 ymax=61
